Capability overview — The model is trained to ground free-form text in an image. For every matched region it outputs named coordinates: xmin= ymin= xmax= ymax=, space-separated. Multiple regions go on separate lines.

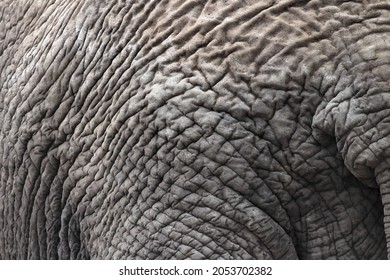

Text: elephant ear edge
xmin=312 ymin=91 xmax=390 ymax=259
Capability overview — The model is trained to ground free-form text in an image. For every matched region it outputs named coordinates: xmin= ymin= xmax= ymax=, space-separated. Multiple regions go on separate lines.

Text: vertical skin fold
xmin=376 ymin=162 xmax=390 ymax=259
xmin=1 ymin=0 xmax=390 ymax=259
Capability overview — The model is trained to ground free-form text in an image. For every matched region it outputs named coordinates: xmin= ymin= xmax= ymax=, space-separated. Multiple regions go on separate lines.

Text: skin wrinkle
xmin=180 ymin=151 xmax=290 ymax=253
xmin=162 ymin=208 xmax=256 ymax=259
xmin=176 ymin=195 xmax=272 ymax=258
xmin=120 ymin=118 xmax=284 ymax=258
xmin=122 ymin=195 xmax=238 ymax=258
xmin=1 ymin=0 xmax=390 ymax=259
xmin=196 ymin=112 xmax=294 ymax=234
xmin=131 ymin=131 xmax=280 ymax=258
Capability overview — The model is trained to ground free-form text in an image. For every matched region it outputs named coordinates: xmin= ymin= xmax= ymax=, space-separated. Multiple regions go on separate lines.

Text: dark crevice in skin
xmin=1 ymin=0 xmax=389 ymax=259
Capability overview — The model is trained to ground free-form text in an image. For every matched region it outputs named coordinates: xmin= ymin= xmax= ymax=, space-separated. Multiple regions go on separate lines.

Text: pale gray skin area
xmin=1 ymin=0 xmax=390 ymax=259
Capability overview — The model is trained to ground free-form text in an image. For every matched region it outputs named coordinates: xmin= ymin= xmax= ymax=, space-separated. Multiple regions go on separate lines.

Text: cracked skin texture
xmin=1 ymin=0 xmax=390 ymax=259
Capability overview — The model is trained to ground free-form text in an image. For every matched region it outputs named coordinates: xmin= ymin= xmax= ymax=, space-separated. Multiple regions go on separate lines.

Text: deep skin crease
xmin=1 ymin=0 xmax=390 ymax=259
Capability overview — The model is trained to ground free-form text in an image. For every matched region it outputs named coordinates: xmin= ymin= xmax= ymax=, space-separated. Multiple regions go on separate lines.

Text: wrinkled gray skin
xmin=1 ymin=0 xmax=390 ymax=260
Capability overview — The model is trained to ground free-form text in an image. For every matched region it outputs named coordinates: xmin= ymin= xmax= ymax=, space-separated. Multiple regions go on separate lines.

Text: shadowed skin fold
xmin=0 ymin=0 xmax=390 ymax=259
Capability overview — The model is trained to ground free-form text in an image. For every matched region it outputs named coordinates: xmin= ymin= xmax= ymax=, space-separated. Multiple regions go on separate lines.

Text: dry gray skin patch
xmin=0 ymin=0 xmax=390 ymax=259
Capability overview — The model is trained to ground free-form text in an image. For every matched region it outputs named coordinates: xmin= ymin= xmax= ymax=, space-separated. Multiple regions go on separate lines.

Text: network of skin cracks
xmin=1 ymin=0 xmax=390 ymax=259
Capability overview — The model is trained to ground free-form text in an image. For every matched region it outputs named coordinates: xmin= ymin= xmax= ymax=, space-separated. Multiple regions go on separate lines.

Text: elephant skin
xmin=1 ymin=0 xmax=390 ymax=259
